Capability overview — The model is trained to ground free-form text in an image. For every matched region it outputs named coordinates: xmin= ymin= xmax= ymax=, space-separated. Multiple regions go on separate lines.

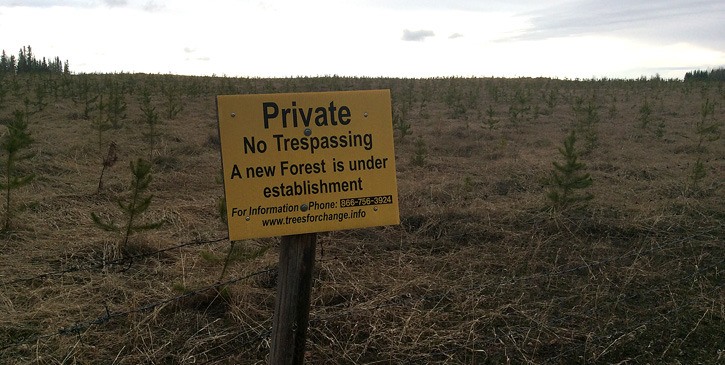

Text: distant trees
xmin=0 ymin=46 xmax=70 ymax=75
xmin=684 ymin=68 xmax=725 ymax=82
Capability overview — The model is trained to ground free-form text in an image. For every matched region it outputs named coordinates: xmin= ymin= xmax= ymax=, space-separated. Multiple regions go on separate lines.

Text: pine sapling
xmin=1 ymin=110 xmax=35 ymax=231
xmin=201 ymin=240 xmax=269 ymax=281
xmin=139 ymin=88 xmax=162 ymax=159
xmin=638 ymin=99 xmax=652 ymax=129
xmin=206 ymin=188 xmax=267 ymax=281
xmin=393 ymin=109 xmax=412 ymax=142
xmin=547 ymin=130 xmax=593 ymax=210
xmin=72 ymin=77 xmax=99 ymax=120
xmin=509 ymin=89 xmax=532 ymax=126
xmin=411 ymin=136 xmax=428 ymax=166
xmin=161 ymin=82 xmax=183 ymax=119
xmin=92 ymin=158 xmax=163 ymax=251
xmin=484 ymin=105 xmax=498 ymax=130
xmin=543 ymin=88 xmax=558 ymax=113
xmin=690 ymin=98 xmax=721 ymax=191
xmin=572 ymin=97 xmax=600 ymax=154
xmin=91 ymin=94 xmax=111 ymax=155
xmin=106 ymin=81 xmax=127 ymax=129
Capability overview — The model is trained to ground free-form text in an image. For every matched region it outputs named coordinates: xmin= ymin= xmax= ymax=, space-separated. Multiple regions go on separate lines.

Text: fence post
xmin=269 ymin=233 xmax=317 ymax=365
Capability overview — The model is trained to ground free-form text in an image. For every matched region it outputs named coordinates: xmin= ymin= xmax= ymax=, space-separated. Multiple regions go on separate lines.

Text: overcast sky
xmin=1 ymin=0 xmax=723 ymax=79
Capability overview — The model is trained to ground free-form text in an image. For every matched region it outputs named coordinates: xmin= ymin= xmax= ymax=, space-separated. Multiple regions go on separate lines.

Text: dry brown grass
xmin=1 ymin=74 xmax=723 ymax=364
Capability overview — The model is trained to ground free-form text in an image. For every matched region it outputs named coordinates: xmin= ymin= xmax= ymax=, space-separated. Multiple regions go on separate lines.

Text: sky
xmin=1 ymin=0 xmax=724 ymax=79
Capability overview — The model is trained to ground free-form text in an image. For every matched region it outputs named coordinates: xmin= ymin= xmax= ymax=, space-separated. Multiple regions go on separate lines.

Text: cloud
xmin=103 ymin=0 xmax=127 ymax=7
xmin=448 ymin=33 xmax=463 ymax=39
xmin=0 ymin=0 xmax=163 ymax=10
xmin=183 ymin=47 xmax=209 ymax=61
xmin=0 ymin=0 xmax=135 ymax=8
xmin=142 ymin=0 xmax=162 ymax=11
xmin=402 ymin=29 xmax=435 ymax=42
xmin=509 ymin=0 xmax=725 ymax=48
xmin=0 ymin=0 xmax=93 ymax=7
xmin=366 ymin=0 xmax=551 ymax=12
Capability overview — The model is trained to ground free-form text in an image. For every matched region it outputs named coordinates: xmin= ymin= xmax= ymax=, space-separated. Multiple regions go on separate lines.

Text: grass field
xmin=0 ymin=73 xmax=723 ymax=364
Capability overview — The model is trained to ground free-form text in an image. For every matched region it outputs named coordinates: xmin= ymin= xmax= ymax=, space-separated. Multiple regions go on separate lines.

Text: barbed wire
xmin=546 ymin=258 xmax=724 ymax=363
xmin=305 ymin=234 xmax=720 ymax=325
xmin=0 ymin=236 xmax=229 ymax=286
xmin=463 ymin=235 xmax=700 ymax=294
xmin=1 ymin=228 xmax=721 ymax=361
xmin=0 ymin=267 xmax=275 ymax=352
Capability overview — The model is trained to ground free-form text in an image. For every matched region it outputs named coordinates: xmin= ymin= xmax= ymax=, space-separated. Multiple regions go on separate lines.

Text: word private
xmin=217 ymin=89 xmax=400 ymax=240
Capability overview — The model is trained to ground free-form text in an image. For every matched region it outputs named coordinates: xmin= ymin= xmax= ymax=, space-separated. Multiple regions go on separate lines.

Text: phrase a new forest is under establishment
xmin=217 ymin=89 xmax=400 ymax=240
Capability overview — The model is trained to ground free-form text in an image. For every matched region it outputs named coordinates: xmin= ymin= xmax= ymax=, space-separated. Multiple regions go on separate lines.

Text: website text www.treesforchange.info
xmin=261 ymin=209 xmax=366 ymax=226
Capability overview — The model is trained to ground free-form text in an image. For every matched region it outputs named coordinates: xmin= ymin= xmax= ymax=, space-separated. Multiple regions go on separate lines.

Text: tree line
xmin=0 ymin=45 xmax=70 ymax=75
xmin=684 ymin=67 xmax=725 ymax=82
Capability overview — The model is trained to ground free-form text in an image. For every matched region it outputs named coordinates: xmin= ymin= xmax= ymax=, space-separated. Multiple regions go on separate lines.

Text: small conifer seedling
xmin=411 ymin=136 xmax=428 ymax=166
xmin=689 ymin=98 xmax=721 ymax=192
xmin=1 ymin=110 xmax=35 ymax=231
xmin=638 ymin=99 xmax=652 ymax=129
xmin=161 ymin=82 xmax=183 ymax=120
xmin=547 ymin=130 xmax=593 ymax=210
xmin=393 ymin=110 xmax=412 ymax=142
xmin=91 ymin=94 xmax=111 ymax=155
xmin=92 ymin=158 xmax=163 ymax=251
xmin=106 ymin=81 xmax=127 ymax=129
xmin=484 ymin=105 xmax=498 ymax=130
xmin=139 ymin=88 xmax=162 ymax=159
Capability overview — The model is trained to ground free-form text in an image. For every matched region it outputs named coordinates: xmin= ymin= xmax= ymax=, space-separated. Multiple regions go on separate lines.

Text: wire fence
xmin=0 ymin=236 xmax=229 ymax=287
xmin=1 ymin=229 xmax=722 ymax=360
xmin=1 ymin=265 xmax=274 ymax=352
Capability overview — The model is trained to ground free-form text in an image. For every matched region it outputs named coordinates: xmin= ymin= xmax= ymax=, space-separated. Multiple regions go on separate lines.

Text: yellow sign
xmin=217 ymin=90 xmax=400 ymax=240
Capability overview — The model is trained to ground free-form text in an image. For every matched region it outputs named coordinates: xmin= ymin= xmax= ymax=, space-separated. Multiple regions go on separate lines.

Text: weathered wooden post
xmin=216 ymin=90 xmax=399 ymax=364
xmin=269 ymin=233 xmax=316 ymax=364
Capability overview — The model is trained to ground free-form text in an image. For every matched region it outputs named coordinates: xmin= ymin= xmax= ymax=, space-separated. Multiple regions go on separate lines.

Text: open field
xmin=0 ymin=73 xmax=723 ymax=364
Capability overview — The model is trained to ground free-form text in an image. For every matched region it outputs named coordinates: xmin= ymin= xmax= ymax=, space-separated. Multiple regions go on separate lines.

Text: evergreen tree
xmin=690 ymin=99 xmax=722 ymax=192
xmin=91 ymin=158 xmax=164 ymax=250
xmin=1 ymin=110 xmax=35 ymax=231
xmin=106 ymin=81 xmax=127 ymax=128
xmin=17 ymin=47 xmax=27 ymax=73
xmin=547 ymin=131 xmax=593 ymax=209
xmin=161 ymin=82 xmax=183 ymax=119
xmin=73 ymin=76 xmax=100 ymax=119
xmin=0 ymin=46 xmax=69 ymax=74
xmin=91 ymin=94 xmax=111 ymax=155
xmin=25 ymin=46 xmax=33 ymax=71
xmin=139 ymin=87 xmax=162 ymax=158
xmin=685 ymin=68 xmax=725 ymax=82
xmin=0 ymin=51 xmax=9 ymax=73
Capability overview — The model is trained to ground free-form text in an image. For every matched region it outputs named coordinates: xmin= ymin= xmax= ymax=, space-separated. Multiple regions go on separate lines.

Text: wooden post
xmin=269 ymin=233 xmax=317 ymax=365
